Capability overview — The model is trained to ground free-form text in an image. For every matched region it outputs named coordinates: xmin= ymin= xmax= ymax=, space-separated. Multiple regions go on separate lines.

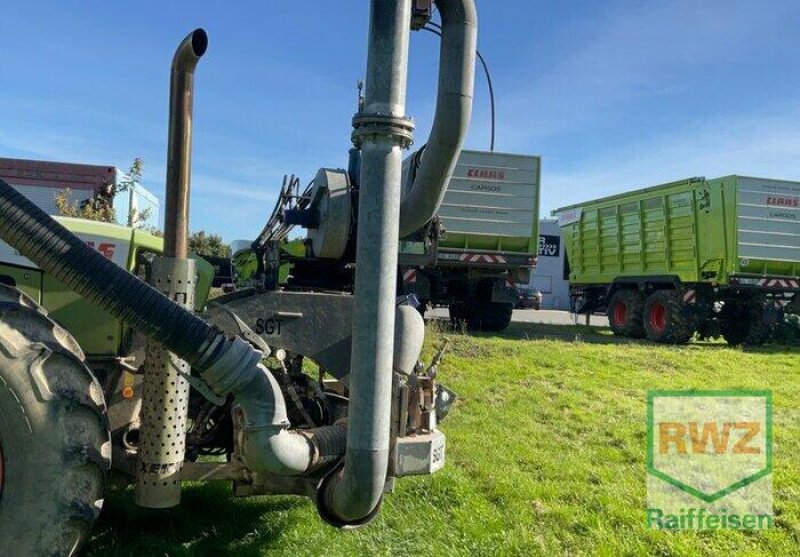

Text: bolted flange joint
xmin=351 ymin=112 xmax=415 ymax=149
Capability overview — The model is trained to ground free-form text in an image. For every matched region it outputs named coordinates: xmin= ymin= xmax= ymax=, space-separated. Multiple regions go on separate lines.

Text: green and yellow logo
xmin=646 ymin=390 xmax=772 ymax=530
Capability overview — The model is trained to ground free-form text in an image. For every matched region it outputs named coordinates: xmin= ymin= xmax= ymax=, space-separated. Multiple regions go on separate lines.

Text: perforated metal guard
xmin=135 ymin=258 xmax=196 ymax=508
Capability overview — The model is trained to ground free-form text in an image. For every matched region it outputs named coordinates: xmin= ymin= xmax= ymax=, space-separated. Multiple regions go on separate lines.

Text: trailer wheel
xmin=719 ymin=301 xmax=769 ymax=346
xmin=466 ymin=300 xmax=513 ymax=332
xmin=606 ymin=290 xmax=645 ymax=338
xmin=643 ymin=290 xmax=694 ymax=344
xmin=0 ymin=286 xmax=110 ymax=556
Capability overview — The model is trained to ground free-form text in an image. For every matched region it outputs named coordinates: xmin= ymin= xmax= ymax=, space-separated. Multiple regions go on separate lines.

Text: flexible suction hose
xmin=0 ymin=177 xmax=343 ymax=475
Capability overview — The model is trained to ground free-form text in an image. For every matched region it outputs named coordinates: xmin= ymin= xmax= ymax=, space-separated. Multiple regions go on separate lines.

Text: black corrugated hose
xmin=0 ymin=177 xmax=219 ymax=365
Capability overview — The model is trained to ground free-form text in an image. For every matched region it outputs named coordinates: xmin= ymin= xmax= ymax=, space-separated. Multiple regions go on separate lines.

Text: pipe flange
xmin=313 ymin=463 xmax=384 ymax=529
xmin=351 ymin=113 xmax=415 ymax=148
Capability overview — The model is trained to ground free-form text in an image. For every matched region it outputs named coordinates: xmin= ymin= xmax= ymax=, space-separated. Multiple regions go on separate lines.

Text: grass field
xmin=84 ymin=321 xmax=800 ymax=556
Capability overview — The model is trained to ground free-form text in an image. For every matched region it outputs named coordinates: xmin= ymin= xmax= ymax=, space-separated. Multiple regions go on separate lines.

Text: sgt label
xmin=254 ymin=317 xmax=282 ymax=336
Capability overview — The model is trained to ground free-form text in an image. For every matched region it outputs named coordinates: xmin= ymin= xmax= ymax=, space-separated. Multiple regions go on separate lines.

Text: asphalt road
xmin=428 ymin=307 xmax=609 ymax=327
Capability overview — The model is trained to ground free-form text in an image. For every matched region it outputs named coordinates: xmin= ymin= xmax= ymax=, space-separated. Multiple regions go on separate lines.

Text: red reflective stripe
xmin=755 ymin=278 xmax=799 ymax=288
xmin=457 ymin=253 xmax=511 ymax=265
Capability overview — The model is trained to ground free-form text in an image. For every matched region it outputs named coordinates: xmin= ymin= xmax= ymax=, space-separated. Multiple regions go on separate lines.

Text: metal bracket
xmin=210 ymin=302 xmax=271 ymax=354
xmin=174 ymin=365 xmax=226 ymax=406
xmin=411 ymin=0 xmax=433 ymax=30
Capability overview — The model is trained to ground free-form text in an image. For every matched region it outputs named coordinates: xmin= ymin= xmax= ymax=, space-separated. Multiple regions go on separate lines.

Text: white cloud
xmin=543 ymin=102 xmax=800 ymax=214
xmin=499 ymin=0 xmax=799 ymax=148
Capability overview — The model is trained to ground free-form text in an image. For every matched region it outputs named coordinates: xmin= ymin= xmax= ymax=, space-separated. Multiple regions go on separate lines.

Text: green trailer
xmin=554 ymin=175 xmax=800 ymax=345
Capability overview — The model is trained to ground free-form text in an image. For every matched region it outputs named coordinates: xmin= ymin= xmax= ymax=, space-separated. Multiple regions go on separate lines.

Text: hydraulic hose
xmin=0 ymin=178 xmax=216 ymax=359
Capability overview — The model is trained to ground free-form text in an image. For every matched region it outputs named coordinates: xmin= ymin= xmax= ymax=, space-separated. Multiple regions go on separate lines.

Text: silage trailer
xmin=555 ymin=176 xmax=800 ymax=344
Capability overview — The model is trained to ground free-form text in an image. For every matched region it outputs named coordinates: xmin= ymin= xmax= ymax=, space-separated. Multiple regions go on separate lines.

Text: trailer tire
xmin=643 ymin=290 xmax=694 ymax=344
xmin=606 ymin=290 xmax=645 ymax=338
xmin=0 ymin=286 xmax=110 ymax=556
xmin=466 ymin=300 xmax=513 ymax=332
xmin=719 ymin=301 xmax=769 ymax=346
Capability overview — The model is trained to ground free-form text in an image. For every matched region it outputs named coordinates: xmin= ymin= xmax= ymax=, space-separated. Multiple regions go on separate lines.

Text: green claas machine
xmin=555 ymin=176 xmax=800 ymax=345
xmin=0 ymin=2 xmax=476 ymax=554
xmin=0 ymin=218 xmax=214 ymax=354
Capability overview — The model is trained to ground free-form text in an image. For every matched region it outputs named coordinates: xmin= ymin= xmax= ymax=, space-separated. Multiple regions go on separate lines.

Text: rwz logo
xmin=646 ymin=390 xmax=772 ymax=530
xmin=658 ymin=421 xmax=761 ymax=455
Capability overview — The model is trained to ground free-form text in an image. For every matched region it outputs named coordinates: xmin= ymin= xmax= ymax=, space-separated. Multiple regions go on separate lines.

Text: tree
xmin=189 ymin=231 xmax=231 ymax=258
xmin=55 ymin=157 xmax=152 ymax=227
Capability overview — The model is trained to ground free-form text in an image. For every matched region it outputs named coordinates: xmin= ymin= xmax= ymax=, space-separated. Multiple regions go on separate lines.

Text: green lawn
xmin=85 ymin=322 xmax=800 ymax=556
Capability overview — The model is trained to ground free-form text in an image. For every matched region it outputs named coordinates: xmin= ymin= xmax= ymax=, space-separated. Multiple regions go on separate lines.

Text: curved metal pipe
xmin=164 ymin=28 xmax=208 ymax=258
xmin=318 ymin=0 xmax=413 ymax=527
xmin=398 ymin=0 xmax=477 ymax=237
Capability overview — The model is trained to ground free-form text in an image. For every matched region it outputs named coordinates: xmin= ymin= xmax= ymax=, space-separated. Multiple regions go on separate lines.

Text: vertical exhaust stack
xmin=398 ymin=0 xmax=477 ymax=237
xmin=164 ymin=28 xmax=208 ymax=259
xmin=135 ymin=28 xmax=208 ymax=509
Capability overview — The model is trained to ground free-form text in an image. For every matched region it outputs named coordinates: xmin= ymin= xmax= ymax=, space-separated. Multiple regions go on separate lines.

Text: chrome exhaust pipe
xmin=164 ymin=28 xmax=208 ymax=258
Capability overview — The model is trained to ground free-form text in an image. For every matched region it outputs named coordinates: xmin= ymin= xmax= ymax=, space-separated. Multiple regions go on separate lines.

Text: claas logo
xmin=658 ymin=422 xmax=761 ymax=455
xmin=766 ymin=196 xmax=799 ymax=207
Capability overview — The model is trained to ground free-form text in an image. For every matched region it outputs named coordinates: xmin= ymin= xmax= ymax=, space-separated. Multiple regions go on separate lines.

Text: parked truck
xmin=398 ymin=149 xmax=541 ymax=331
xmin=554 ymin=176 xmax=800 ymax=345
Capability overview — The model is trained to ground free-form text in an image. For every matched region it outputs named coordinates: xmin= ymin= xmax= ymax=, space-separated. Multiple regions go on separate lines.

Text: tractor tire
xmin=606 ymin=290 xmax=645 ymax=338
xmin=0 ymin=285 xmax=110 ymax=556
xmin=719 ymin=301 xmax=769 ymax=347
xmin=466 ymin=300 xmax=514 ymax=332
xmin=643 ymin=290 xmax=694 ymax=344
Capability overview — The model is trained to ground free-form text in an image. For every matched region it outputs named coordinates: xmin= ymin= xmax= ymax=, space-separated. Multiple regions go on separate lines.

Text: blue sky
xmin=2 ymin=1 xmax=800 ymax=242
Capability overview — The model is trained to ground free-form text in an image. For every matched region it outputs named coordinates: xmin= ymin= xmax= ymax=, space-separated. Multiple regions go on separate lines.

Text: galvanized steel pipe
xmin=320 ymin=0 xmax=414 ymax=527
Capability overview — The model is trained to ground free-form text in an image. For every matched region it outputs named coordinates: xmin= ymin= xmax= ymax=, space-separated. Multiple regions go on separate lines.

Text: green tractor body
xmin=0 ymin=217 xmax=214 ymax=358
